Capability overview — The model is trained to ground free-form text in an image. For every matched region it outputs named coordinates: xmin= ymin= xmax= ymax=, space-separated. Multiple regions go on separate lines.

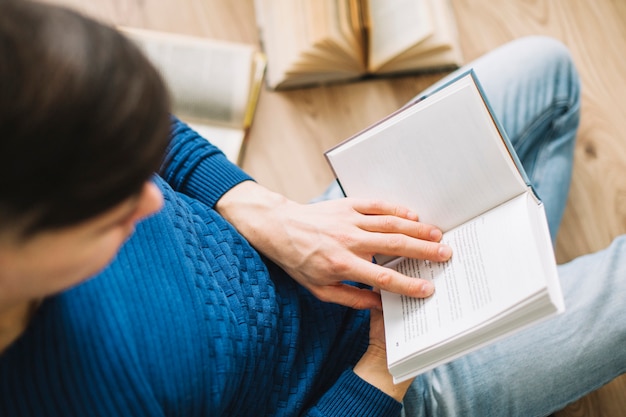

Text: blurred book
xmin=255 ymin=0 xmax=462 ymax=89
xmin=121 ymin=27 xmax=266 ymax=165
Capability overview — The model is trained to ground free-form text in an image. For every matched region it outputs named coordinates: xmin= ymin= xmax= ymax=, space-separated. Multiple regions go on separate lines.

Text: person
xmin=0 ymin=1 xmax=624 ymax=416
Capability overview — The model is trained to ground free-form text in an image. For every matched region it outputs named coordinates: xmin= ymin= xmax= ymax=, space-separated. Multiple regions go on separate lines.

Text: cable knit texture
xmin=0 ymin=118 xmax=402 ymax=416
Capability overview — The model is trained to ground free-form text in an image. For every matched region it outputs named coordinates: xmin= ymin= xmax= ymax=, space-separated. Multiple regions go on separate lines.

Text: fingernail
xmin=438 ymin=244 xmax=452 ymax=260
xmin=430 ymin=229 xmax=442 ymax=241
xmin=422 ymin=280 xmax=435 ymax=296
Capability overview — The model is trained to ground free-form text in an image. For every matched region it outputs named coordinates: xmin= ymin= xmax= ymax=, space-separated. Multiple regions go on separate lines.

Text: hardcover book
xmin=121 ymin=27 xmax=266 ymax=165
xmin=325 ymin=71 xmax=564 ymax=383
xmin=255 ymin=0 xmax=462 ymax=89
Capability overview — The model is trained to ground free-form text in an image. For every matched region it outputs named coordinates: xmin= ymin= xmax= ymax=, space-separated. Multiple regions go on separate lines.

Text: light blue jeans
xmin=318 ymin=36 xmax=626 ymax=417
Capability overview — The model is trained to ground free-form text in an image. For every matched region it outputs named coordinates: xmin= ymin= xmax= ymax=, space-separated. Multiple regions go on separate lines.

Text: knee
xmin=510 ymin=36 xmax=572 ymax=63
xmin=507 ymin=36 xmax=580 ymax=106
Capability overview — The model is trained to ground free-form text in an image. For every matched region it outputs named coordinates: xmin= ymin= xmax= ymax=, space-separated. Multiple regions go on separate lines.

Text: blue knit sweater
xmin=0 ymin=119 xmax=402 ymax=416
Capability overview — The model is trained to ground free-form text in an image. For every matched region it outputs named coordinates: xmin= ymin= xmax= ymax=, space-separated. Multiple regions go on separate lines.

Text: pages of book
xmin=187 ymin=124 xmax=245 ymax=166
xmin=119 ymin=27 xmax=266 ymax=165
xmin=382 ymin=193 xmax=563 ymax=381
xmin=326 ymin=72 xmax=527 ymax=232
xmin=366 ymin=0 xmax=433 ymax=71
xmin=121 ymin=27 xmax=255 ymax=128
xmin=256 ymin=0 xmax=363 ymax=89
xmin=325 ymin=71 xmax=564 ymax=383
xmin=255 ymin=0 xmax=462 ymax=89
xmin=373 ymin=0 xmax=463 ymax=74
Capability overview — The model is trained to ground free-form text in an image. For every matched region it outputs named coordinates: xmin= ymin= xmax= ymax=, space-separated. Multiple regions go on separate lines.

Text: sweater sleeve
xmin=305 ymin=370 xmax=403 ymax=417
xmin=159 ymin=116 xmax=254 ymax=207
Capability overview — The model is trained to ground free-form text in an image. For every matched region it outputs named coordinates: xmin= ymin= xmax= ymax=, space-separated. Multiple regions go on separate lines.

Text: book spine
xmin=470 ymin=71 xmax=537 ymax=198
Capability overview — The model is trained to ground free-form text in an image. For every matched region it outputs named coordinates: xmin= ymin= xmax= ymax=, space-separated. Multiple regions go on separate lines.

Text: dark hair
xmin=0 ymin=0 xmax=171 ymax=237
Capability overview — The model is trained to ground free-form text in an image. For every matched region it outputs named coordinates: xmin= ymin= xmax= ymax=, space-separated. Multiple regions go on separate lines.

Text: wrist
xmin=215 ymin=181 xmax=292 ymax=247
xmin=217 ymin=180 xmax=284 ymax=220
xmin=353 ymin=344 xmax=414 ymax=402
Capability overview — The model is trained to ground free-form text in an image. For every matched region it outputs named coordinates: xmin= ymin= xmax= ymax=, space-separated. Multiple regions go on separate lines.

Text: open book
xmin=325 ymin=72 xmax=564 ymax=383
xmin=120 ymin=27 xmax=266 ymax=165
xmin=254 ymin=0 xmax=463 ymax=90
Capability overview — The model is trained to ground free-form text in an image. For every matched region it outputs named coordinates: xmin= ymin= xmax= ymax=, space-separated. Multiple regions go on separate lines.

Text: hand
xmin=353 ymin=305 xmax=414 ymax=401
xmin=216 ymin=181 xmax=452 ymax=309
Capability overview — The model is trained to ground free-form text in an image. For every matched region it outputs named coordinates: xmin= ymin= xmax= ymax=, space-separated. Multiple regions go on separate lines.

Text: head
xmin=0 ymin=0 xmax=171 ymax=302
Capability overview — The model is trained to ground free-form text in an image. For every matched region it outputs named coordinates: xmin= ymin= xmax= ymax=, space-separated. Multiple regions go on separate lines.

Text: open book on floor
xmin=325 ymin=71 xmax=564 ymax=383
xmin=254 ymin=0 xmax=463 ymax=89
xmin=120 ymin=27 xmax=266 ymax=165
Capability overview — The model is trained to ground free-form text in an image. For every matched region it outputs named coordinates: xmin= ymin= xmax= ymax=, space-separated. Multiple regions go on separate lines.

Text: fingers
xmin=350 ymin=258 xmax=435 ymax=300
xmin=361 ymin=215 xmax=445 ymax=252
xmin=288 ymin=198 xmax=446 ymax=309
xmin=374 ymin=267 xmax=435 ymax=299
xmin=360 ymin=211 xmax=441 ymax=240
xmin=309 ymin=259 xmax=436 ymax=310
xmin=311 ymin=283 xmax=383 ymax=310
xmin=350 ymin=227 xmax=450 ymax=263
xmin=346 ymin=198 xmax=452 ymax=262
xmin=347 ymin=198 xmax=444 ymax=243
xmin=379 ymin=232 xmax=451 ymax=262
xmin=350 ymin=198 xmax=420 ymax=221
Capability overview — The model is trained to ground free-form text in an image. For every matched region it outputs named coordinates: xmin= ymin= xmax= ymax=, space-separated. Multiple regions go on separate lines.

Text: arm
xmin=303 ymin=370 xmax=404 ymax=417
xmin=159 ymin=117 xmax=253 ymax=206
xmin=304 ymin=307 xmax=413 ymax=416
xmin=216 ymin=181 xmax=451 ymax=310
xmin=352 ymin=306 xmax=413 ymax=402
xmin=162 ymin=118 xmax=451 ymax=309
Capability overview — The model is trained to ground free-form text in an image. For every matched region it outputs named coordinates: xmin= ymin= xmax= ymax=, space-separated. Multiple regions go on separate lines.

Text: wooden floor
xmin=42 ymin=0 xmax=626 ymax=415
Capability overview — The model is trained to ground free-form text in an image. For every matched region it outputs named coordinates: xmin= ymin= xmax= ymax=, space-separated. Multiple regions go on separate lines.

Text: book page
xmin=344 ymin=0 xmax=366 ymax=67
xmin=290 ymin=0 xmax=363 ymax=72
xmin=525 ymin=191 xmax=565 ymax=313
xmin=187 ymin=123 xmax=245 ymax=165
xmin=326 ymin=73 xmax=527 ymax=232
xmin=382 ymin=193 xmax=548 ymax=366
xmin=375 ymin=0 xmax=463 ymax=74
xmin=121 ymin=28 xmax=255 ymax=128
xmin=256 ymin=0 xmax=363 ymax=89
xmin=366 ymin=0 xmax=434 ymax=71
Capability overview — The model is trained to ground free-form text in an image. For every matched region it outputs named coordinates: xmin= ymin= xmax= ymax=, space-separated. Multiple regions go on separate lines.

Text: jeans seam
xmin=516 ymin=97 xmax=575 ymax=188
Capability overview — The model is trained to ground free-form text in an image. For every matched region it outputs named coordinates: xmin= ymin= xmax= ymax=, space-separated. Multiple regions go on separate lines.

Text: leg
xmin=402 ymin=38 xmax=625 ymax=417
xmin=316 ymin=36 xmax=580 ymax=243
xmin=415 ymin=36 xmax=580 ymax=241
xmin=404 ymin=236 xmax=626 ymax=417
